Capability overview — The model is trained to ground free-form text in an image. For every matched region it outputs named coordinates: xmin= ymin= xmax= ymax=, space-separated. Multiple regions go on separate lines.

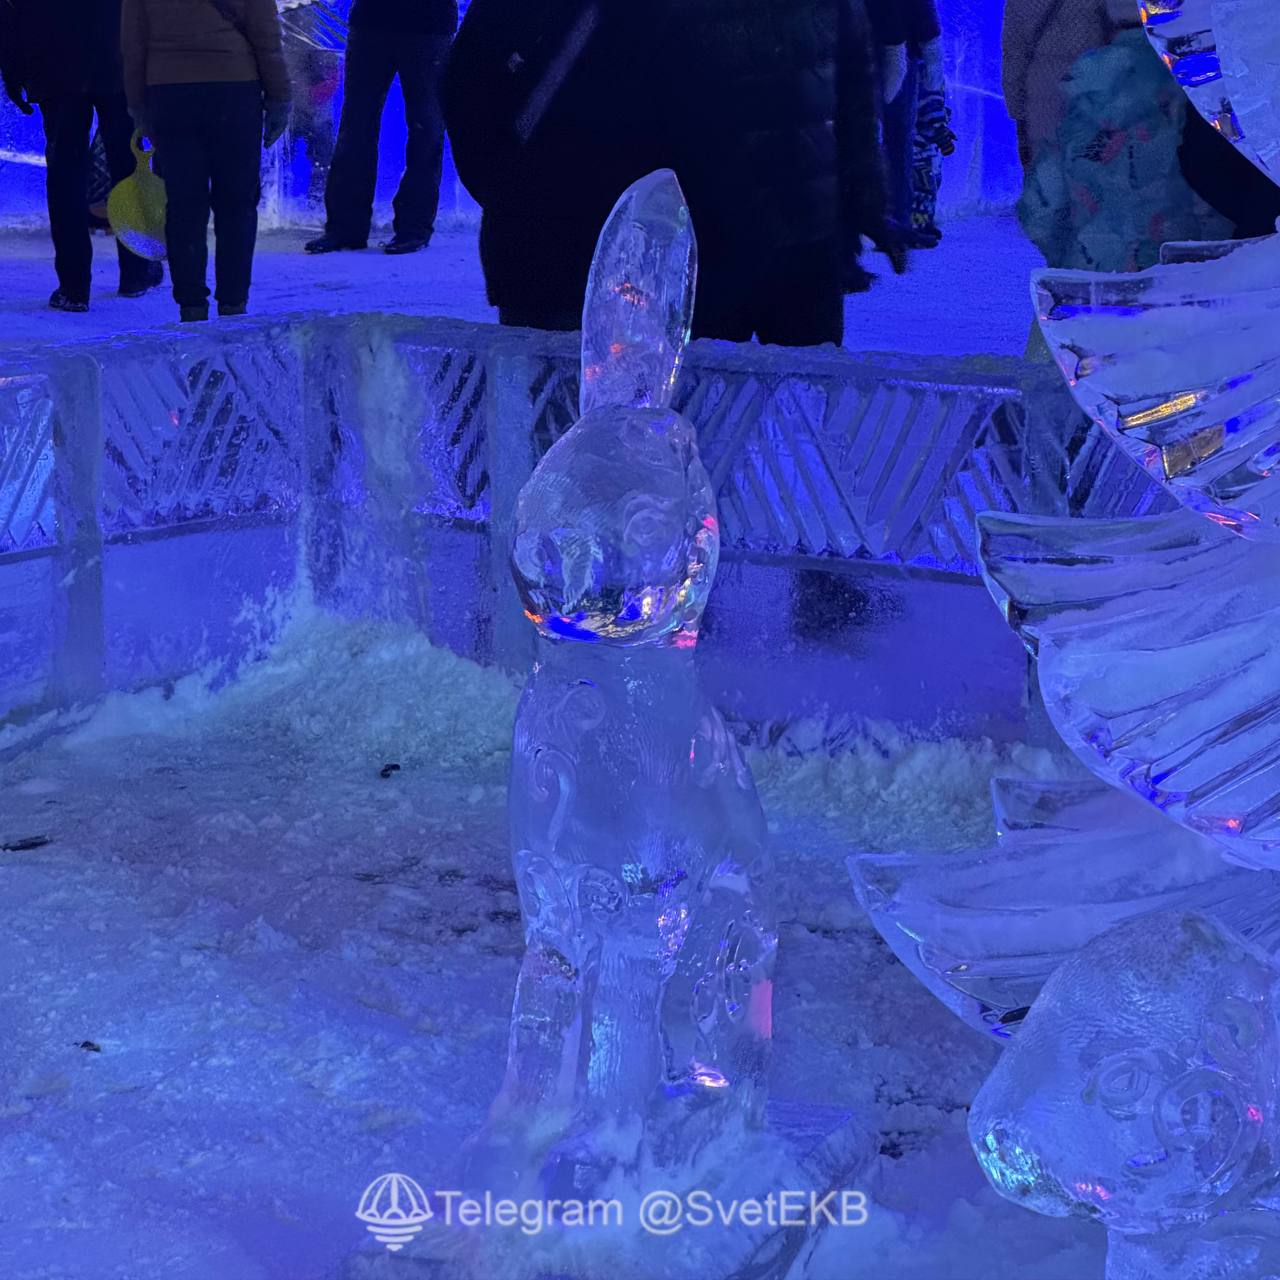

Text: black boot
xmin=49 ymin=289 xmax=90 ymax=313
xmin=382 ymin=233 xmax=429 ymax=255
xmin=304 ymin=233 xmax=367 ymax=254
xmin=119 ymin=260 xmax=165 ymax=298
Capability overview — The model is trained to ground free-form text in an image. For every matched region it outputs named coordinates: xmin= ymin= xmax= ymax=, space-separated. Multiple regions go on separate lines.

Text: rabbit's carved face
xmin=970 ymin=913 xmax=1280 ymax=1235
xmin=512 ymin=406 xmax=719 ymax=646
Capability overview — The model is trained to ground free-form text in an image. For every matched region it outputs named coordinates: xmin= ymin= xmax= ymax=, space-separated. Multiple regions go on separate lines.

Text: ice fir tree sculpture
xmin=952 ymin=2 xmax=1280 ymax=1277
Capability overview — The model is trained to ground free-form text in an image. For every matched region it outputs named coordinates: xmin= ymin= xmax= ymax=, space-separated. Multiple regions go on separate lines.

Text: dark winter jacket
xmin=445 ymin=0 xmax=887 ymax=320
xmin=444 ymin=0 xmax=661 ymax=316
xmin=0 ymin=0 xmax=125 ymax=102
xmin=349 ymin=0 xmax=459 ymax=37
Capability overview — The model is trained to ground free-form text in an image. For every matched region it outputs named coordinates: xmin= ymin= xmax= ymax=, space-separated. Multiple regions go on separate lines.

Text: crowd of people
xmin=0 ymin=0 xmax=954 ymax=342
xmin=2 ymin=0 xmax=1273 ymax=340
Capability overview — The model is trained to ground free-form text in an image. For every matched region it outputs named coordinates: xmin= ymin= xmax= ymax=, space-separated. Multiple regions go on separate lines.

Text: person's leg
xmin=881 ymin=56 xmax=920 ymax=235
xmin=388 ymin=33 xmax=450 ymax=247
xmin=149 ymin=84 xmax=213 ymax=314
xmin=40 ymin=96 xmax=95 ymax=303
xmin=320 ymin=28 xmax=396 ymax=245
xmin=206 ymin=83 xmax=265 ymax=312
xmin=95 ymin=92 xmax=163 ymax=293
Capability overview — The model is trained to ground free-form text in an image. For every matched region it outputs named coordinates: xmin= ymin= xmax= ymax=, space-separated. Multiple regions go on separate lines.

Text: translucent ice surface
xmin=1034 ymin=233 xmax=1280 ymax=539
xmin=970 ymin=910 xmax=1280 ymax=1237
xmin=1143 ymin=0 xmax=1280 ymax=183
xmin=511 ymin=404 xmax=719 ymax=646
xmin=850 ymin=776 xmax=1246 ymax=1038
xmin=579 ymin=168 xmax=696 ymax=417
xmin=512 ymin=174 xmax=715 ymax=648
xmin=980 ymin=508 xmax=1280 ymax=870
xmin=482 ymin=174 xmax=779 ymax=1202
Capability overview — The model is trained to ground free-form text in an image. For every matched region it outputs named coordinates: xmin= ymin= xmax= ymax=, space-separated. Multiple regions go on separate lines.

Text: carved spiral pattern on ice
xmin=970 ymin=911 xmax=1280 ymax=1236
xmin=476 ymin=173 xmax=777 ymax=1200
xmin=511 ymin=404 xmax=719 ymax=646
xmin=980 ymin=508 xmax=1280 ymax=869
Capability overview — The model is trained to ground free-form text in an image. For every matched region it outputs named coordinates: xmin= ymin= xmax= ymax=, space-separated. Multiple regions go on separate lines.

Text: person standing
xmin=0 ymin=0 xmax=164 ymax=312
xmin=121 ymin=0 xmax=292 ymax=322
xmin=867 ymin=0 xmax=951 ymax=248
xmin=444 ymin=0 xmax=658 ymax=329
xmin=446 ymin=0 xmax=891 ymax=347
xmin=1001 ymin=0 xmax=1137 ymax=173
xmin=663 ymin=0 xmax=890 ymax=346
xmin=304 ymin=0 xmax=458 ymax=256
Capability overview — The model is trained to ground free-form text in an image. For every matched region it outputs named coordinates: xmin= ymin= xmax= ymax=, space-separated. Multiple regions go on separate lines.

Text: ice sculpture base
xmin=352 ymin=1100 xmax=869 ymax=1280
xmin=1107 ymin=1208 xmax=1280 ymax=1280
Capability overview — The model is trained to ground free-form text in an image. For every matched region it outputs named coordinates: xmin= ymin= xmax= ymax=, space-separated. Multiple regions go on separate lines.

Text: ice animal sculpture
xmin=481 ymin=170 xmax=776 ymax=1189
xmin=970 ymin=909 xmax=1280 ymax=1278
xmin=982 ymin=0 xmax=1280 ymax=867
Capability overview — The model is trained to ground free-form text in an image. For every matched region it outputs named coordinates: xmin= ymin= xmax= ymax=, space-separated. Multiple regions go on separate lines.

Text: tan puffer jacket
xmin=1002 ymin=0 xmax=1143 ymax=159
xmin=121 ymin=0 xmax=291 ymax=111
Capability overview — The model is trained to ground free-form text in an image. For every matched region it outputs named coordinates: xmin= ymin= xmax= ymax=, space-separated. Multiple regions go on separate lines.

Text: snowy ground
xmin=0 ymin=610 xmax=1104 ymax=1280
xmin=0 ymin=216 xmax=1045 ymax=359
xmin=0 ymin=210 xmax=1098 ymax=1277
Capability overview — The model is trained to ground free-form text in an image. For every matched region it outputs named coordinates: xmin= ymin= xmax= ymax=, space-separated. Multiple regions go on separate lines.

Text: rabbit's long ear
xmin=580 ymin=169 xmax=697 ymax=416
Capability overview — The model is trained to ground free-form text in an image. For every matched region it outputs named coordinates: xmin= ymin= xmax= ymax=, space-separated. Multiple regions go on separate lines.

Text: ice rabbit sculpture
xmin=484 ymin=171 xmax=776 ymax=1193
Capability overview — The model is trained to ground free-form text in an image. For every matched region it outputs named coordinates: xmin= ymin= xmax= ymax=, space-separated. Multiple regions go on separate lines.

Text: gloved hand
xmin=3 ymin=75 xmax=34 ymax=116
xmin=881 ymin=43 xmax=909 ymax=105
xmin=871 ymin=222 xmax=910 ymax=276
xmin=263 ymin=100 xmax=290 ymax=148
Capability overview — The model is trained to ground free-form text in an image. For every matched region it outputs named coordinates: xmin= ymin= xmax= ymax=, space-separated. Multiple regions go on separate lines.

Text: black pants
xmin=324 ymin=28 xmax=450 ymax=243
xmin=149 ymin=82 xmax=263 ymax=310
xmin=694 ymin=241 xmax=845 ymax=347
xmin=40 ymin=93 xmax=153 ymax=300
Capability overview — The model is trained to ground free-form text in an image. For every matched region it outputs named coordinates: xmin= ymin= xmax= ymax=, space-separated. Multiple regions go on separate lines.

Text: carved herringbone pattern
xmin=99 ymin=342 xmax=303 ymax=533
xmin=0 ymin=376 xmax=57 ymax=554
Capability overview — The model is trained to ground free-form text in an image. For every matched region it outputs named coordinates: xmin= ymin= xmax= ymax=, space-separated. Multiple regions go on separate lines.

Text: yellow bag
xmin=107 ymin=132 xmax=167 ymax=262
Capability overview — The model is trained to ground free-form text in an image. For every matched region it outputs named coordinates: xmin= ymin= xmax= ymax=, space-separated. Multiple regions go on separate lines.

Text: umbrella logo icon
xmin=356 ymin=1173 xmax=433 ymax=1252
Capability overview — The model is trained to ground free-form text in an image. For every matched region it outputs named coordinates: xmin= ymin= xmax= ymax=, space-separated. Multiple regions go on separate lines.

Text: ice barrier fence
xmin=0 ymin=313 xmax=1171 ymax=754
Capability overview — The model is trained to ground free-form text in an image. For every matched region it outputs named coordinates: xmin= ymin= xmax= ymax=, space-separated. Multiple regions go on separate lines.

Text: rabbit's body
xmin=493 ymin=641 xmax=774 ymax=1168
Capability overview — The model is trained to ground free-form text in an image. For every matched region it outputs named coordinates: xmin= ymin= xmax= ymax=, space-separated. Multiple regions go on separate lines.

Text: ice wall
xmin=1 ymin=310 xmax=1170 ymax=757
xmin=939 ymin=0 xmax=1022 ymax=212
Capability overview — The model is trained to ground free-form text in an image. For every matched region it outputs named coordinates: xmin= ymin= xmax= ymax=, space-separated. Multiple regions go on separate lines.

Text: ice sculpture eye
xmin=1089 ymin=1050 xmax=1164 ymax=1120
